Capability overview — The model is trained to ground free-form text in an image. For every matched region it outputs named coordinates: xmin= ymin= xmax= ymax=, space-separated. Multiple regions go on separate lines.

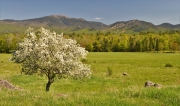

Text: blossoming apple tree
xmin=12 ymin=27 xmax=91 ymax=91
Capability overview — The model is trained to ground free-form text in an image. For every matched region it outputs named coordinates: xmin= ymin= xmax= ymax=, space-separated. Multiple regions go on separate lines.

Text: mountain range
xmin=0 ymin=15 xmax=180 ymax=34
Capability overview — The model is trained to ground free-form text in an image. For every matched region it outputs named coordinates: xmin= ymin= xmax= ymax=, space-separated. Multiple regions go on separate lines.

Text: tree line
xmin=69 ymin=30 xmax=180 ymax=52
xmin=0 ymin=33 xmax=24 ymax=53
xmin=0 ymin=30 xmax=180 ymax=53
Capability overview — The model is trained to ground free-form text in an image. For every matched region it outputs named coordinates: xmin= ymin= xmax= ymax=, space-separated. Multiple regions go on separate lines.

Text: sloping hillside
xmin=107 ymin=20 xmax=158 ymax=33
xmin=0 ymin=15 xmax=107 ymax=33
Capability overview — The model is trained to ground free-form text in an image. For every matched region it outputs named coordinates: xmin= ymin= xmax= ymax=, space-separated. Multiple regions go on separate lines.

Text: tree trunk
xmin=46 ymin=80 xmax=52 ymax=91
xmin=46 ymin=72 xmax=55 ymax=91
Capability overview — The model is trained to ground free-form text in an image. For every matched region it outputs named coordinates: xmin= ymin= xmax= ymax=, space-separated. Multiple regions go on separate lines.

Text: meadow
xmin=0 ymin=52 xmax=180 ymax=106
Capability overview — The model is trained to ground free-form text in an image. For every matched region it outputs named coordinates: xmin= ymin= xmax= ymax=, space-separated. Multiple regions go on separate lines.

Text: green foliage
xmin=1 ymin=30 xmax=180 ymax=53
xmin=0 ymin=33 xmax=24 ymax=53
xmin=67 ymin=31 xmax=180 ymax=52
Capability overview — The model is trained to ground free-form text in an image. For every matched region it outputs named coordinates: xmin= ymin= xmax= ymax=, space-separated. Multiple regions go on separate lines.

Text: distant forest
xmin=0 ymin=30 xmax=180 ymax=53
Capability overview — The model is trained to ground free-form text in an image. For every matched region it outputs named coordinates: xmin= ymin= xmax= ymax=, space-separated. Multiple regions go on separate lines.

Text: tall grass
xmin=0 ymin=52 xmax=180 ymax=105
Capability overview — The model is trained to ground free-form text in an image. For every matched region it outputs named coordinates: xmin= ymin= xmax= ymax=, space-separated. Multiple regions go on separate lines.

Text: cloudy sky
xmin=0 ymin=0 xmax=180 ymax=25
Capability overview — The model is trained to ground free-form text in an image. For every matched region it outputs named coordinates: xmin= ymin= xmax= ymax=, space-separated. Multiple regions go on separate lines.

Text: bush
xmin=107 ymin=67 xmax=113 ymax=77
xmin=81 ymin=58 xmax=88 ymax=63
xmin=165 ymin=63 xmax=173 ymax=67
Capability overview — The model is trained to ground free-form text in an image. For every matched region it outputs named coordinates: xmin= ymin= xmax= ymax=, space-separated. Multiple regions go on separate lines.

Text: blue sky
xmin=0 ymin=0 xmax=180 ymax=25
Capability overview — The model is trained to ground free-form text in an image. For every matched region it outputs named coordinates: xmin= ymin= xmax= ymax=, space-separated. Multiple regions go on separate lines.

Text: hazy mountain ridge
xmin=107 ymin=19 xmax=159 ymax=33
xmin=158 ymin=23 xmax=180 ymax=29
xmin=0 ymin=15 xmax=180 ymax=33
xmin=1 ymin=15 xmax=107 ymax=28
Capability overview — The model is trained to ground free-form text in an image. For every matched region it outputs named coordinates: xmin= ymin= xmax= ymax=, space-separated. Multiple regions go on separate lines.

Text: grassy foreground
xmin=0 ymin=52 xmax=180 ymax=106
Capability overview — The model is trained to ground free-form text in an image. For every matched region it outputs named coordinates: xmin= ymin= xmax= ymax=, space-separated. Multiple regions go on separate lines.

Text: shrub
xmin=165 ymin=63 xmax=173 ymax=67
xmin=107 ymin=67 xmax=113 ymax=77
xmin=81 ymin=58 xmax=88 ymax=63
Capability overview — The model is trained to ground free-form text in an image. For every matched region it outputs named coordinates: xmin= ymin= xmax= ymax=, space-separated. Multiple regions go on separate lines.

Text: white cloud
xmin=93 ymin=17 xmax=103 ymax=20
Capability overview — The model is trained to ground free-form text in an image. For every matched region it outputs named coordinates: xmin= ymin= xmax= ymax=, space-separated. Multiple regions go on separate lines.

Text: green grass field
xmin=0 ymin=52 xmax=180 ymax=106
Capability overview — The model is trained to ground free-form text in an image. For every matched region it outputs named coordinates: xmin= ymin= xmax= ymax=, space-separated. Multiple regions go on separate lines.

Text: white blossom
xmin=12 ymin=27 xmax=91 ymax=91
